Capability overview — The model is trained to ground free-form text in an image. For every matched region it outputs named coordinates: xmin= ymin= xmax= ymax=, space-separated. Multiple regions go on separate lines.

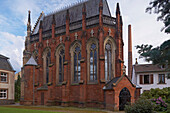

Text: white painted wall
xmin=132 ymin=70 xmax=170 ymax=94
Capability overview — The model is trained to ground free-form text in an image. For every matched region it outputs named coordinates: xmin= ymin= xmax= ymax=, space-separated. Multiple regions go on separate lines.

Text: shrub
xmin=151 ymin=97 xmax=168 ymax=112
xmin=124 ymin=98 xmax=155 ymax=113
xmin=142 ymin=87 xmax=170 ymax=100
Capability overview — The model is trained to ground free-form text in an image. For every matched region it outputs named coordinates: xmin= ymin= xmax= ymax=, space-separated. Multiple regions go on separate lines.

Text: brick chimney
xmin=128 ymin=25 xmax=132 ymax=80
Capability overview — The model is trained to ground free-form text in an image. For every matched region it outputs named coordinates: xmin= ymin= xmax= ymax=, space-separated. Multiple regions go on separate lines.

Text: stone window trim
xmin=55 ymin=44 xmax=65 ymax=85
xmin=42 ymin=47 xmax=51 ymax=84
xmin=104 ymin=36 xmax=117 ymax=81
xmin=86 ymin=37 xmax=99 ymax=84
xmin=0 ymin=89 xmax=8 ymax=100
xmin=70 ymin=41 xmax=82 ymax=84
xmin=158 ymin=74 xmax=166 ymax=84
xmin=0 ymin=72 xmax=8 ymax=83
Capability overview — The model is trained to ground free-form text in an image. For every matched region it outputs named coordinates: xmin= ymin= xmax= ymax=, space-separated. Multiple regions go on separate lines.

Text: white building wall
xmin=136 ymin=72 xmax=170 ymax=94
xmin=0 ymin=70 xmax=15 ymax=100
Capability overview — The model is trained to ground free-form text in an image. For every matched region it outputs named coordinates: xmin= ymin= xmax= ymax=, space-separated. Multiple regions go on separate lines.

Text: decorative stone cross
xmin=108 ymin=29 xmax=111 ymax=36
xmin=46 ymin=40 xmax=49 ymax=46
xmin=90 ymin=29 xmax=94 ymax=37
xmin=75 ymin=33 xmax=78 ymax=40
xmin=34 ymin=43 xmax=36 ymax=49
xmin=60 ymin=36 xmax=62 ymax=43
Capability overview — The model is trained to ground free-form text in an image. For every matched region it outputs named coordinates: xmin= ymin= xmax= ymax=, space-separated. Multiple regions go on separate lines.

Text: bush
xmin=151 ymin=97 xmax=168 ymax=111
xmin=124 ymin=98 xmax=155 ymax=113
xmin=141 ymin=88 xmax=170 ymax=112
xmin=141 ymin=87 xmax=170 ymax=100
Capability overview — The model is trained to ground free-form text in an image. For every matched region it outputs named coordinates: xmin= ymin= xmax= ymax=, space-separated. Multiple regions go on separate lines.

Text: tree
xmin=146 ymin=0 xmax=170 ymax=33
xmin=136 ymin=1 xmax=170 ymax=70
xmin=136 ymin=39 xmax=170 ymax=70
xmin=15 ymin=75 xmax=21 ymax=102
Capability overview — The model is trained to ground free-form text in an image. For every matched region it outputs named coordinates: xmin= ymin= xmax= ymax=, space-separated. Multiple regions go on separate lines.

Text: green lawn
xmin=0 ymin=106 xmax=110 ymax=113
xmin=0 ymin=106 xmax=62 ymax=113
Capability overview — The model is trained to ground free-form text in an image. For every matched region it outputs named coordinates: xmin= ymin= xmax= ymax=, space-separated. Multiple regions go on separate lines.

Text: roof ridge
xmin=32 ymin=12 xmax=44 ymax=34
xmin=0 ymin=54 xmax=9 ymax=59
xmin=46 ymin=0 xmax=89 ymax=17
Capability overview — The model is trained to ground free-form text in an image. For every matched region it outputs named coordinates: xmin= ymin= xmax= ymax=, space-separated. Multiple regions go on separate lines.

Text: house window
xmin=140 ymin=74 xmax=153 ymax=84
xmin=105 ymin=43 xmax=112 ymax=81
xmin=90 ymin=43 xmax=97 ymax=81
xmin=0 ymin=72 xmax=7 ymax=82
xmin=59 ymin=49 xmax=65 ymax=83
xmin=158 ymin=74 xmax=165 ymax=84
xmin=74 ymin=46 xmax=81 ymax=82
xmin=144 ymin=75 xmax=149 ymax=84
xmin=46 ymin=51 xmax=51 ymax=83
xmin=0 ymin=89 xmax=7 ymax=99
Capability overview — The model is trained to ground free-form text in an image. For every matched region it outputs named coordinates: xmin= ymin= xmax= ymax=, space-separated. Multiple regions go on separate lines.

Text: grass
xmin=0 ymin=106 xmax=110 ymax=113
xmin=0 ymin=106 xmax=62 ymax=113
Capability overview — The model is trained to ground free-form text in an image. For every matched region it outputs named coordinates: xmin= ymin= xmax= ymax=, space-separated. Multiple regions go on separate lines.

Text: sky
xmin=0 ymin=0 xmax=169 ymax=73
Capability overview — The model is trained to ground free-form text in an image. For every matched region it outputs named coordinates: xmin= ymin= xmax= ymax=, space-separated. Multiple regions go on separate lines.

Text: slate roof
xmin=103 ymin=74 xmax=137 ymax=90
xmin=133 ymin=64 xmax=167 ymax=73
xmin=103 ymin=77 xmax=121 ymax=90
xmin=0 ymin=54 xmax=15 ymax=72
xmin=32 ymin=0 xmax=111 ymax=35
xmin=25 ymin=56 xmax=38 ymax=66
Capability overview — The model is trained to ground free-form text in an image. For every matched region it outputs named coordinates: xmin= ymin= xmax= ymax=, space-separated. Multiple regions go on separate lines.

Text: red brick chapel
xmin=20 ymin=0 xmax=140 ymax=110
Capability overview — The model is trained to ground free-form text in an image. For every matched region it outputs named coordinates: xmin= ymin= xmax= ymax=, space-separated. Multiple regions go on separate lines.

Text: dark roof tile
xmin=32 ymin=0 xmax=111 ymax=34
xmin=133 ymin=64 xmax=167 ymax=73
xmin=0 ymin=54 xmax=15 ymax=72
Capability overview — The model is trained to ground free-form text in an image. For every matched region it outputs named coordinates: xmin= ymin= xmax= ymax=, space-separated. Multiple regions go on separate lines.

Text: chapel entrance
xmin=119 ymin=87 xmax=131 ymax=110
xmin=41 ymin=92 xmax=44 ymax=105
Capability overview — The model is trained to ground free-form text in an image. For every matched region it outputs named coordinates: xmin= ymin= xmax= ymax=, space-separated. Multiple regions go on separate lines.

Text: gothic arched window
xmin=105 ymin=43 xmax=112 ymax=81
xmin=46 ymin=51 xmax=51 ymax=83
xmin=90 ymin=43 xmax=97 ymax=81
xmin=59 ymin=49 xmax=65 ymax=83
xmin=74 ymin=46 xmax=81 ymax=82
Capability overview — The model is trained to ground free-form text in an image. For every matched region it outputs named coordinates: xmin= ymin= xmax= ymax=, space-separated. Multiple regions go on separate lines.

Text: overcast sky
xmin=0 ymin=0 xmax=169 ymax=73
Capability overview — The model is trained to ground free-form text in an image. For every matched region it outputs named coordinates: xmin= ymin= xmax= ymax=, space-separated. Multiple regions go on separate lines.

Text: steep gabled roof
xmin=0 ymin=54 xmax=15 ymax=72
xmin=32 ymin=0 xmax=111 ymax=35
xmin=32 ymin=12 xmax=45 ymax=35
xmin=103 ymin=74 xmax=136 ymax=90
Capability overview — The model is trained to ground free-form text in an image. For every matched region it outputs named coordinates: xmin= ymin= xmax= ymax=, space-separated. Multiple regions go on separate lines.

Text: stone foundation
xmin=0 ymin=100 xmax=15 ymax=105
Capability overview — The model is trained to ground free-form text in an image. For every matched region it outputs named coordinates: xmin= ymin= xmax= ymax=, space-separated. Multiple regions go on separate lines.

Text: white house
xmin=132 ymin=64 xmax=170 ymax=94
xmin=0 ymin=54 xmax=15 ymax=104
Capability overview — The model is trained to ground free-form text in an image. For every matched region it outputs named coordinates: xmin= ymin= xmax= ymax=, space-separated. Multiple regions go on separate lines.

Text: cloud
xmin=0 ymin=32 xmax=24 ymax=72
xmin=0 ymin=0 xmax=169 ymax=74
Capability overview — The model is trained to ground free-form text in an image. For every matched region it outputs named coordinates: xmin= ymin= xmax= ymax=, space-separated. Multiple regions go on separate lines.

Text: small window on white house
xmin=144 ymin=75 xmax=149 ymax=84
xmin=0 ymin=72 xmax=7 ymax=82
xmin=0 ymin=89 xmax=7 ymax=99
xmin=158 ymin=74 xmax=165 ymax=84
xmin=140 ymin=74 xmax=153 ymax=84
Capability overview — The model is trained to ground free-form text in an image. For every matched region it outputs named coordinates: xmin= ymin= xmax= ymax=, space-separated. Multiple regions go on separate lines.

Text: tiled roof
xmin=0 ymin=54 xmax=15 ymax=72
xmin=32 ymin=0 xmax=111 ymax=34
xmin=133 ymin=64 xmax=167 ymax=73
xmin=103 ymin=74 xmax=136 ymax=90
xmin=104 ymin=77 xmax=121 ymax=90
xmin=0 ymin=54 xmax=9 ymax=59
